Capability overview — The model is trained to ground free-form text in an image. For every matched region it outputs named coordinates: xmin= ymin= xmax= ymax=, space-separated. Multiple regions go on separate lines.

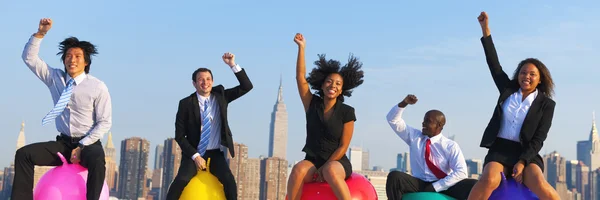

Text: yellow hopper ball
xmin=180 ymin=158 xmax=226 ymax=200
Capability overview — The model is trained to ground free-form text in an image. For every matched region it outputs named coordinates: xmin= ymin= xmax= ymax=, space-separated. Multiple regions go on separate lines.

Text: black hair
xmin=192 ymin=68 xmax=213 ymax=82
xmin=57 ymin=37 xmax=98 ymax=74
xmin=306 ymin=54 xmax=365 ymax=102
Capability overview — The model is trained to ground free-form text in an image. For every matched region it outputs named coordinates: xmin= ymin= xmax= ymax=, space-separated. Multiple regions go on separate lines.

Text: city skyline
xmin=1 ymin=118 xmax=598 ymax=199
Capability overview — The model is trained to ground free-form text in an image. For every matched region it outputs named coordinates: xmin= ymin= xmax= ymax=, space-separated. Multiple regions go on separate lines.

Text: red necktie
xmin=425 ymin=139 xmax=448 ymax=179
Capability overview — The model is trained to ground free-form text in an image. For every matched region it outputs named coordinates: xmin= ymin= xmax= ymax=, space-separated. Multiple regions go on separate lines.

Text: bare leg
xmin=523 ymin=164 xmax=560 ymax=200
xmin=321 ymin=161 xmax=351 ymax=200
xmin=287 ymin=160 xmax=317 ymax=200
xmin=467 ymin=162 xmax=504 ymax=200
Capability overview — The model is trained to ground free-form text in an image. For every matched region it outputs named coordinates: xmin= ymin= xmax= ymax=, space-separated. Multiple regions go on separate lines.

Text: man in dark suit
xmin=166 ymin=52 xmax=253 ymax=200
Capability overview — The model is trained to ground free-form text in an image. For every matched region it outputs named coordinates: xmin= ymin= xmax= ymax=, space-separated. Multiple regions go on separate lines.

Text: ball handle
xmin=56 ymin=152 xmax=67 ymax=166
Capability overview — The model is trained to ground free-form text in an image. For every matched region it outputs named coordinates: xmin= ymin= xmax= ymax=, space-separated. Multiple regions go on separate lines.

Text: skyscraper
xmin=268 ymin=78 xmax=288 ymax=159
xmin=349 ymin=147 xmax=363 ymax=171
xmin=260 ymin=157 xmax=288 ymax=200
xmin=465 ymin=159 xmax=483 ymax=178
xmin=243 ymin=158 xmax=261 ymax=200
xmin=576 ymin=161 xmax=590 ymax=200
xmin=118 ymin=137 xmax=150 ymax=199
xmin=362 ymin=150 xmax=370 ymax=171
xmin=577 ymin=112 xmax=600 ymax=170
xmin=104 ymin=131 xmax=118 ymax=194
xmin=16 ymin=121 xmax=25 ymax=150
xmin=154 ymin=144 xmax=164 ymax=170
xmin=228 ymin=143 xmax=248 ymax=197
xmin=543 ymin=151 xmax=571 ymax=199
xmin=161 ymin=138 xmax=181 ymax=200
xmin=3 ymin=121 xmax=26 ymax=198
xmin=566 ymin=160 xmax=578 ymax=191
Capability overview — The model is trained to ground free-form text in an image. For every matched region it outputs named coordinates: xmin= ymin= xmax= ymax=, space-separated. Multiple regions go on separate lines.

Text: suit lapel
xmin=211 ymin=85 xmax=226 ymax=123
xmin=191 ymin=93 xmax=201 ymax=125
xmin=522 ymin=93 xmax=544 ymax=126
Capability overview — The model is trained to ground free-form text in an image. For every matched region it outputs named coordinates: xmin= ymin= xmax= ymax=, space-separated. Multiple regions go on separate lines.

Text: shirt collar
xmin=516 ymin=88 xmax=538 ymax=104
xmin=426 ymin=132 xmax=445 ymax=143
xmin=196 ymin=92 xmax=211 ymax=103
xmin=67 ymin=73 xmax=87 ymax=85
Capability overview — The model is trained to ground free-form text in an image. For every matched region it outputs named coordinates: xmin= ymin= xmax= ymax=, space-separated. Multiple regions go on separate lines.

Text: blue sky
xmin=1 ymin=1 xmax=599 ymax=170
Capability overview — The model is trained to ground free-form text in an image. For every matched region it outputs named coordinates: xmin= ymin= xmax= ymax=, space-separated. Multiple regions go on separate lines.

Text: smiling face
xmin=63 ymin=47 xmax=88 ymax=77
xmin=517 ymin=63 xmax=541 ymax=93
xmin=421 ymin=110 xmax=445 ymax=137
xmin=193 ymin=71 xmax=213 ymax=96
xmin=321 ymin=73 xmax=343 ymax=100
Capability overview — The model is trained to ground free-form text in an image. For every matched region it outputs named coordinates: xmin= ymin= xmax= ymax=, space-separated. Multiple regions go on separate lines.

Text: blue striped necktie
xmin=42 ymin=78 xmax=74 ymax=125
xmin=198 ymin=100 xmax=211 ymax=156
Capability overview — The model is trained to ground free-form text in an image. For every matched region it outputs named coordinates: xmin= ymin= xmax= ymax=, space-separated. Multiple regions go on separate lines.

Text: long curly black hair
xmin=57 ymin=37 xmax=98 ymax=74
xmin=306 ymin=54 xmax=365 ymax=102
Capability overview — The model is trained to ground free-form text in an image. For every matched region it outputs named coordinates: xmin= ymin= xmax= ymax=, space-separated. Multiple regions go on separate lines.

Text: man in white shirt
xmin=385 ymin=94 xmax=476 ymax=200
xmin=14 ymin=18 xmax=112 ymax=200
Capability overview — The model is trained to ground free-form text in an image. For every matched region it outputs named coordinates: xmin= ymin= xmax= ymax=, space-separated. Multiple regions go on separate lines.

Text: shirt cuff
xmin=432 ymin=181 xmax=443 ymax=192
xmin=29 ymin=35 xmax=43 ymax=45
xmin=192 ymin=153 xmax=200 ymax=160
xmin=230 ymin=64 xmax=242 ymax=73
xmin=79 ymin=137 xmax=93 ymax=146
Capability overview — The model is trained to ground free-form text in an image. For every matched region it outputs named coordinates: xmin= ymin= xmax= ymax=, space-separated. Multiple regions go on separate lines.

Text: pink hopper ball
xmin=286 ymin=172 xmax=378 ymax=200
xmin=33 ymin=152 xmax=110 ymax=200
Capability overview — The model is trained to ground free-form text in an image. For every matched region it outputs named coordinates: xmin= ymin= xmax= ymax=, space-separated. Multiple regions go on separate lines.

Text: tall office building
xmin=161 ymin=138 xmax=181 ymax=200
xmin=268 ymin=78 xmax=288 ymax=159
xmin=104 ymin=131 xmax=118 ymax=193
xmin=349 ymin=147 xmax=363 ymax=171
xmin=260 ymin=157 xmax=288 ymax=200
xmin=118 ymin=137 xmax=150 ymax=199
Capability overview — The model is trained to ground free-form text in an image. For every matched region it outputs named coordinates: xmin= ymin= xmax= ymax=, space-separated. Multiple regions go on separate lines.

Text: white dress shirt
xmin=191 ymin=65 xmax=242 ymax=160
xmin=386 ymin=105 xmax=468 ymax=192
xmin=22 ymin=36 xmax=112 ymax=146
xmin=497 ymin=89 xmax=538 ymax=142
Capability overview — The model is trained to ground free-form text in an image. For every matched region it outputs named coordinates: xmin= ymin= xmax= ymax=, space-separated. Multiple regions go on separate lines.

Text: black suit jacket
xmin=479 ymin=35 xmax=556 ymax=165
xmin=175 ymin=69 xmax=253 ymax=159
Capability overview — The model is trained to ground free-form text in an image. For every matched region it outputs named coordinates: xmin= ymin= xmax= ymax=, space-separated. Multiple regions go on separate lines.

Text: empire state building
xmin=268 ymin=77 xmax=288 ymax=159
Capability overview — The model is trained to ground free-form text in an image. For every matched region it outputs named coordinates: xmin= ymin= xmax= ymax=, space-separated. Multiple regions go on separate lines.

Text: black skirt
xmin=304 ymin=153 xmax=353 ymax=179
xmin=484 ymin=138 xmax=544 ymax=172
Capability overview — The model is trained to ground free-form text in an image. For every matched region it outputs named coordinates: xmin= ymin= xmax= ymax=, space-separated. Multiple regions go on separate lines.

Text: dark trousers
xmin=12 ymin=135 xmax=106 ymax=200
xmin=166 ymin=149 xmax=237 ymax=200
xmin=386 ymin=171 xmax=477 ymax=200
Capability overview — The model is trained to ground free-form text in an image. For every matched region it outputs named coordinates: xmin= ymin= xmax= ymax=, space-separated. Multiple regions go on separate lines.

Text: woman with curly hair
xmin=286 ymin=33 xmax=364 ymax=200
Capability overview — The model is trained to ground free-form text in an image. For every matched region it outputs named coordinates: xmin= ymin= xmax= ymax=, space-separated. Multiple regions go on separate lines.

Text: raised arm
xmin=386 ymin=95 xmax=420 ymax=145
xmin=430 ymin=142 xmax=468 ymax=192
xmin=222 ymin=52 xmax=254 ymax=102
xmin=478 ymin=12 xmax=510 ymax=93
xmin=294 ymin=33 xmax=313 ymax=112
xmin=22 ymin=18 xmax=58 ymax=87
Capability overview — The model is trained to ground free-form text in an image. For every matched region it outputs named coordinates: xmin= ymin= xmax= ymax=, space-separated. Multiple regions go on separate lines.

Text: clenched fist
xmin=294 ymin=33 xmax=305 ymax=48
xmin=398 ymin=94 xmax=418 ymax=108
xmin=222 ymin=52 xmax=236 ymax=67
xmin=36 ymin=18 xmax=52 ymax=38
xmin=477 ymin=12 xmax=491 ymax=37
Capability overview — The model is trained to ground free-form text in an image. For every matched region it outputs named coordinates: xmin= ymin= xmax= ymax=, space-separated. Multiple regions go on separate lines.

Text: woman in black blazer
xmin=467 ymin=12 xmax=560 ymax=200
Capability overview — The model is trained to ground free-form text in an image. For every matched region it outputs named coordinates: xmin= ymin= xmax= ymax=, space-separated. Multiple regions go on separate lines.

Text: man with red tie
xmin=385 ymin=94 xmax=477 ymax=200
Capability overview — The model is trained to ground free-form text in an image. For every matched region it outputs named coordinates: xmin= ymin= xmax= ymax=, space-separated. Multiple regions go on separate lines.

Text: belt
xmin=59 ymin=134 xmax=83 ymax=144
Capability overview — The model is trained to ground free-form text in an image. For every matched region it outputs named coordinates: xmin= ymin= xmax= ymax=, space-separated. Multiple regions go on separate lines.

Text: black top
xmin=303 ymin=94 xmax=356 ymax=160
xmin=479 ymin=35 xmax=556 ymax=166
